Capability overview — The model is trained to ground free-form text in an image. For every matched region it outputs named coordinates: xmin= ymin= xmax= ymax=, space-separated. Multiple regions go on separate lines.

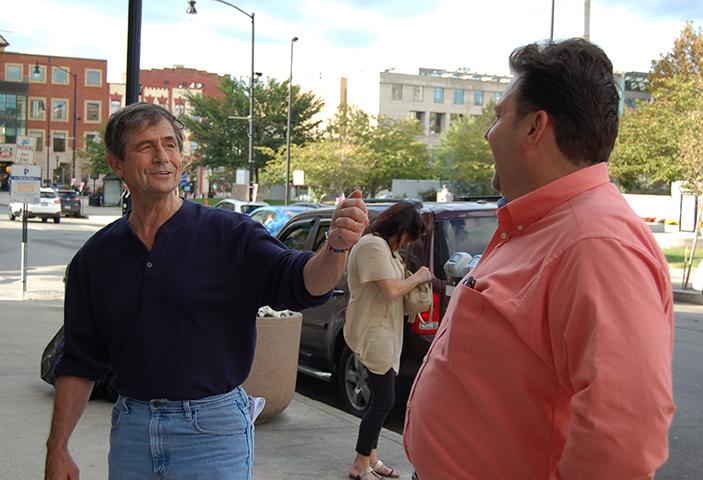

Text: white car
xmin=211 ymin=198 xmax=269 ymax=215
xmin=9 ymin=187 xmax=62 ymax=223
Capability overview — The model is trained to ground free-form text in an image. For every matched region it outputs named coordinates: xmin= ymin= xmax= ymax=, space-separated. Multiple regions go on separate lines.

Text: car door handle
xmin=332 ymin=289 xmax=345 ymax=296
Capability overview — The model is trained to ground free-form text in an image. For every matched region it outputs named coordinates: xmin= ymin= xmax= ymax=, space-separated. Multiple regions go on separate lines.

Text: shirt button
xmin=517 ymin=225 xmax=524 ymax=231
xmin=146 ymin=262 xmax=153 ymax=268
xmin=500 ymin=232 xmax=507 ymax=240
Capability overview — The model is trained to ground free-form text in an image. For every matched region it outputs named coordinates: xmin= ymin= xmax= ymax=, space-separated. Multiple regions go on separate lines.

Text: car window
xmin=313 ymin=223 xmax=331 ymax=252
xmin=59 ymin=192 xmax=78 ymax=199
xmin=240 ymin=204 xmax=260 ymax=215
xmin=217 ymin=203 xmax=234 ymax=211
xmin=433 ymin=215 xmax=498 ymax=280
xmin=40 ymin=191 xmax=57 ymax=199
xmin=280 ymin=221 xmax=315 ymax=250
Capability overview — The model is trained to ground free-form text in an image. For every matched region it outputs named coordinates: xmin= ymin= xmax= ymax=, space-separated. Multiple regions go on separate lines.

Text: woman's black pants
xmin=355 ymin=368 xmax=396 ymax=456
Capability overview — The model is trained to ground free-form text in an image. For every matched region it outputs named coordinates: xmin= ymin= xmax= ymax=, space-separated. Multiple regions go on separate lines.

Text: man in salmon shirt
xmin=404 ymin=38 xmax=675 ymax=479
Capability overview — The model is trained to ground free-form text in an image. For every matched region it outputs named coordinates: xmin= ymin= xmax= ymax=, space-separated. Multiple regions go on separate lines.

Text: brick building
xmin=0 ymin=36 xmax=109 ymax=186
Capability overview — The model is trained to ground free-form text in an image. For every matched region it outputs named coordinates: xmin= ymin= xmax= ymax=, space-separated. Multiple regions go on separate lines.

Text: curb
xmin=673 ymin=289 xmax=703 ymax=305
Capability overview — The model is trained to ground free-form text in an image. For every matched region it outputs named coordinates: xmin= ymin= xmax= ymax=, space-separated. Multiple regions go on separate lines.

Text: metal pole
xmin=21 ymin=202 xmax=28 ymax=298
xmin=126 ymin=0 xmax=143 ymax=105
xmin=285 ymin=37 xmax=297 ymax=206
xmin=71 ymin=73 xmax=77 ymax=183
xmin=248 ymin=13 xmax=255 ymax=201
xmin=584 ymin=0 xmax=590 ymax=41
xmin=46 ymin=60 xmax=51 ymax=187
xmin=550 ymin=0 xmax=555 ymax=40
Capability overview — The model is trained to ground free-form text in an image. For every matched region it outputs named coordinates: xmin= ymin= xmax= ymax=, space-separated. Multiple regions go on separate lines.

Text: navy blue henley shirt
xmin=54 ymin=200 xmax=330 ymax=400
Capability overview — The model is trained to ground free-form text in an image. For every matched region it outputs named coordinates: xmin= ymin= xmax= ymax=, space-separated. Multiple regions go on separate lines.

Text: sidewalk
xmin=0 ymin=298 xmax=412 ymax=479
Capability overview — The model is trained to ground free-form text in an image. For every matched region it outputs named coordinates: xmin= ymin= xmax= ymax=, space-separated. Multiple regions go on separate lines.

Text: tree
xmin=182 ymin=77 xmax=324 ymax=181
xmin=434 ymin=103 xmax=496 ymax=195
xmin=77 ymin=128 xmax=110 ymax=177
xmin=261 ymin=105 xmax=432 ymax=198
xmin=650 ymin=22 xmax=703 ymax=91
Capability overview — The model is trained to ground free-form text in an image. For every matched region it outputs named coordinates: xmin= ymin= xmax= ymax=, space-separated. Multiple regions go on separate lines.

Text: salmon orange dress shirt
xmin=404 ymin=163 xmax=675 ymax=479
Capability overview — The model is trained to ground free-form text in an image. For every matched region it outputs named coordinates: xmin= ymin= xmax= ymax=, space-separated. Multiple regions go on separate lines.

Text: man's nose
xmin=152 ymin=144 xmax=169 ymax=162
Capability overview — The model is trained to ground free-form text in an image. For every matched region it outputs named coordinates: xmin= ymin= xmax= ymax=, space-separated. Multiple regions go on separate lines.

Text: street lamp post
xmin=187 ymin=0 xmax=256 ymax=201
xmin=34 ymin=62 xmax=78 ymax=186
xmin=284 ymin=36 xmax=298 ymax=206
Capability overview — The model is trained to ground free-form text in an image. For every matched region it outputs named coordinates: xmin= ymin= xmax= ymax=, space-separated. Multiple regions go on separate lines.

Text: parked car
xmin=249 ymin=205 xmax=314 ymax=236
xmin=212 ymin=198 xmax=268 ymax=215
xmin=276 ymin=200 xmax=499 ymax=416
xmin=57 ymin=189 xmax=84 ymax=218
xmin=8 ymin=187 xmax=62 ymax=223
xmin=290 ymin=201 xmax=324 ymax=209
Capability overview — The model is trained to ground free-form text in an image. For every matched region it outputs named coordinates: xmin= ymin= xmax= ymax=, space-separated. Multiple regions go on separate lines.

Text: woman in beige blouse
xmin=344 ymin=202 xmax=432 ymax=480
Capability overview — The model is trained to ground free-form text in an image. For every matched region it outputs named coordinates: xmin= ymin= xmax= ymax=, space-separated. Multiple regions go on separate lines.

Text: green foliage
xmin=434 ymin=103 xmax=496 ymax=195
xmin=77 ymin=127 xmax=110 ymax=176
xmin=261 ymin=104 xmax=431 ymax=198
xmin=182 ymin=76 xmax=324 ymax=180
xmin=610 ymin=23 xmax=703 ymax=195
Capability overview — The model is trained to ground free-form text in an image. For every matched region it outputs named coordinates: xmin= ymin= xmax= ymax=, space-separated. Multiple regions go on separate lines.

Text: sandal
xmin=373 ymin=460 xmax=399 ymax=478
xmin=349 ymin=466 xmax=382 ymax=480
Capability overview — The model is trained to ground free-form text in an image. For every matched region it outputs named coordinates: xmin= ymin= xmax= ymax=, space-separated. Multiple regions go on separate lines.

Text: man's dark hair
xmin=365 ymin=202 xmax=427 ymax=243
xmin=508 ymin=38 xmax=620 ymax=165
xmin=104 ymin=102 xmax=185 ymax=161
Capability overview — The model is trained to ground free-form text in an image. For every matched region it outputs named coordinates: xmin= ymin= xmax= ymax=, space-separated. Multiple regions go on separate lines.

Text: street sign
xmin=293 ymin=169 xmax=305 ymax=186
xmin=0 ymin=144 xmax=15 ymax=161
xmin=15 ymin=136 xmax=37 ymax=164
xmin=10 ymin=164 xmax=42 ymax=204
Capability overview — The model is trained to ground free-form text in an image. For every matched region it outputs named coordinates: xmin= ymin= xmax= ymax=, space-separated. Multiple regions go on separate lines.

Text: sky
xmin=3 ymin=0 xmax=702 ymax=117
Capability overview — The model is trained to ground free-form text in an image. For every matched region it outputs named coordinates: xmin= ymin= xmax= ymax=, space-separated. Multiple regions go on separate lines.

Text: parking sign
xmin=10 ymin=164 xmax=42 ymax=204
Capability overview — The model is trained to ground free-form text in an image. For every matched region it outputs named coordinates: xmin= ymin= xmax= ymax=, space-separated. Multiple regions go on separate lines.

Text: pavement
xmin=0 ymin=190 xmax=701 ymax=479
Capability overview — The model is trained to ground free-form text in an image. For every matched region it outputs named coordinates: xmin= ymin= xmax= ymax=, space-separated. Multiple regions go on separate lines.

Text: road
xmin=0 ymin=214 xmax=701 ymax=478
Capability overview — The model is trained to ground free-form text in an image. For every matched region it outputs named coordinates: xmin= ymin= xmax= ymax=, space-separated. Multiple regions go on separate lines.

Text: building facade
xmin=109 ymin=66 xmax=230 ymax=198
xmin=0 ymin=38 xmax=108 ymax=186
xmin=379 ymin=68 xmax=511 ymax=145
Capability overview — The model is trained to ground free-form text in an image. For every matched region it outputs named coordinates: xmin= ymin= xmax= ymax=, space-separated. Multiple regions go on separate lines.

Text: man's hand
xmin=45 ymin=446 xmax=80 ymax=480
xmin=327 ymin=190 xmax=368 ymax=251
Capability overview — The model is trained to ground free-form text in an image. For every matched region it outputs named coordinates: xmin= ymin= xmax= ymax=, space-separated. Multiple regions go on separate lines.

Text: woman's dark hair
xmin=104 ymin=102 xmax=185 ymax=161
xmin=365 ymin=202 xmax=427 ymax=243
xmin=508 ymin=38 xmax=620 ymax=165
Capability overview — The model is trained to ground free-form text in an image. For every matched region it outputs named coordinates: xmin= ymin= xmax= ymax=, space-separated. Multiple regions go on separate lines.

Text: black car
xmin=57 ymin=189 xmax=84 ymax=218
xmin=276 ymin=200 xmax=499 ymax=416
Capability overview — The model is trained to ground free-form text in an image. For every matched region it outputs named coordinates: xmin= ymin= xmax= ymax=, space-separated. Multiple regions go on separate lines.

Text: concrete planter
xmin=241 ymin=312 xmax=303 ymax=423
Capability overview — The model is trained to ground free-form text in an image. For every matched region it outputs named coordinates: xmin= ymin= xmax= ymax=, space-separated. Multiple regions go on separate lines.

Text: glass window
xmin=433 ymin=87 xmax=444 ymax=104
xmin=174 ymin=104 xmax=185 ymax=116
xmin=433 ymin=216 xmax=498 ymax=280
xmin=392 ymin=84 xmax=402 ymax=101
xmin=429 ymin=112 xmax=444 ymax=134
xmin=30 ymin=65 xmax=46 ymax=83
xmin=85 ymin=69 xmax=102 ymax=87
xmin=110 ymin=99 xmax=122 ymax=115
xmin=30 ymin=98 xmax=46 ymax=120
xmin=453 ymin=89 xmax=464 ymax=105
xmin=280 ymin=221 xmax=314 ymax=250
xmin=494 ymin=91 xmax=502 ymax=102
xmin=53 ymin=132 xmax=67 ymax=152
xmin=86 ymin=101 xmax=101 ymax=122
xmin=52 ymin=99 xmax=68 ymax=121
xmin=450 ymin=113 xmax=464 ymax=124
xmin=52 ymin=67 xmax=69 ymax=84
xmin=413 ymin=86 xmax=423 ymax=102
xmin=5 ymin=64 xmax=22 ymax=82
xmin=474 ymin=90 xmax=484 ymax=106
xmin=28 ymin=130 xmax=44 ymax=152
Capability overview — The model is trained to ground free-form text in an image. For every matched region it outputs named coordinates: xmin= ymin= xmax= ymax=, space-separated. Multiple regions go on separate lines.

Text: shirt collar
xmin=498 ymin=162 xmax=610 ymax=232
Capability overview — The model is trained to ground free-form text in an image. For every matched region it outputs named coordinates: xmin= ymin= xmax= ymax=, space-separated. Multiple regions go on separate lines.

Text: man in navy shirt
xmin=44 ymin=103 xmax=369 ymax=480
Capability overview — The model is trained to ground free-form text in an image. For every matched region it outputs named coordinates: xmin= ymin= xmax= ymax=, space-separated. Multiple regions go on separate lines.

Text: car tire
xmin=42 ymin=218 xmax=48 ymax=223
xmin=53 ymin=216 xmax=61 ymax=224
xmin=337 ymin=345 xmax=370 ymax=418
xmin=9 ymin=211 xmax=15 ymax=221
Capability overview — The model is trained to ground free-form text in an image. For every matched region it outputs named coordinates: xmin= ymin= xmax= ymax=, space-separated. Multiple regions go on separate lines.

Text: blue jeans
xmin=108 ymin=386 xmax=254 ymax=480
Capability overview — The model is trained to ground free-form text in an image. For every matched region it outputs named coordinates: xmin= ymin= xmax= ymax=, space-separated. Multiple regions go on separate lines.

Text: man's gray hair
xmin=104 ymin=102 xmax=185 ymax=161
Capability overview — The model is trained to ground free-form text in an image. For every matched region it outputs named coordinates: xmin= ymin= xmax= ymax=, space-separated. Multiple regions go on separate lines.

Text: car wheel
xmin=337 ymin=345 xmax=370 ymax=418
xmin=9 ymin=211 xmax=15 ymax=221
xmin=42 ymin=218 xmax=48 ymax=223
xmin=53 ymin=216 xmax=61 ymax=224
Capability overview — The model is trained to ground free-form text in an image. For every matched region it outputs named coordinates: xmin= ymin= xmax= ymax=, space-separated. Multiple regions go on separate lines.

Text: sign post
xmin=10 ymin=164 xmax=42 ymax=298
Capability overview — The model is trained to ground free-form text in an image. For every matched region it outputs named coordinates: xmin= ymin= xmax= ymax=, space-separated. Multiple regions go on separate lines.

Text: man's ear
xmin=106 ymin=153 xmax=123 ymax=178
xmin=526 ymin=110 xmax=550 ymax=146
